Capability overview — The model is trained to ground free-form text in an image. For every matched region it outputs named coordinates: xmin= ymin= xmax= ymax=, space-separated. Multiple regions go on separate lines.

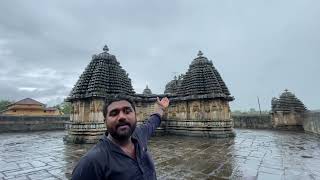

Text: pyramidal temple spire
xmin=103 ymin=45 xmax=109 ymax=52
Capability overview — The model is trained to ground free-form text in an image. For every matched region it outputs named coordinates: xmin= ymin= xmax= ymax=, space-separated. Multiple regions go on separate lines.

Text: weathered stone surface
xmin=232 ymin=114 xmax=272 ymax=129
xmin=303 ymin=111 xmax=320 ymax=135
xmin=64 ymin=98 xmax=108 ymax=144
xmin=1 ymin=130 xmax=320 ymax=179
xmin=134 ymin=98 xmax=234 ymax=137
xmin=164 ymin=99 xmax=234 ymax=137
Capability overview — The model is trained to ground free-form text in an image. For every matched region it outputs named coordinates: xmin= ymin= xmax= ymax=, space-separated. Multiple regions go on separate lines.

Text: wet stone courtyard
xmin=0 ymin=129 xmax=320 ymax=180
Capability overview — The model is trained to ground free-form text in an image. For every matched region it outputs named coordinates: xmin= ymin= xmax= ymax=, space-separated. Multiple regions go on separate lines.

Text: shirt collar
xmin=101 ymin=131 xmax=139 ymax=153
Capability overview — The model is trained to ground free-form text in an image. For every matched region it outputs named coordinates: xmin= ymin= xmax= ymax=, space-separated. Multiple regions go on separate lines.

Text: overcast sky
xmin=0 ymin=0 xmax=319 ymax=111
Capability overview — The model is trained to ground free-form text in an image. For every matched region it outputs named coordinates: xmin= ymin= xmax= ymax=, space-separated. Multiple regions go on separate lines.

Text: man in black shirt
xmin=72 ymin=96 xmax=170 ymax=180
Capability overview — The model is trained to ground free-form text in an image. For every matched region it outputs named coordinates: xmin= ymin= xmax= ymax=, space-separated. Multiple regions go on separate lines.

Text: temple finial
xmin=197 ymin=50 xmax=203 ymax=57
xmin=103 ymin=45 xmax=109 ymax=52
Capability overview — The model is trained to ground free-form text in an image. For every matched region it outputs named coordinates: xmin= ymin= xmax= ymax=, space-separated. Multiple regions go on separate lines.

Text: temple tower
xmin=143 ymin=85 xmax=152 ymax=95
xmin=164 ymin=75 xmax=183 ymax=95
xmin=164 ymin=51 xmax=235 ymax=137
xmin=64 ymin=45 xmax=135 ymax=143
xmin=271 ymin=89 xmax=307 ymax=130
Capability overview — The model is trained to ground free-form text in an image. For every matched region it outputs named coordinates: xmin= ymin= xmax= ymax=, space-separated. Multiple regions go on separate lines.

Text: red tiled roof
xmin=12 ymin=98 xmax=44 ymax=106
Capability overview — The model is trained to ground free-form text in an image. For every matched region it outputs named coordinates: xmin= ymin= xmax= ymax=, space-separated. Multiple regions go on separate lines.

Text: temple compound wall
xmin=0 ymin=115 xmax=68 ymax=133
xmin=303 ymin=111 xmax=320 ymax=135
xmin=232 ymin=89 xmax=310 ymax=130
xmin=231 ymin=111 xmax=319 ymax=132
xmin=232 ymin=114 xmax=272 ymax=129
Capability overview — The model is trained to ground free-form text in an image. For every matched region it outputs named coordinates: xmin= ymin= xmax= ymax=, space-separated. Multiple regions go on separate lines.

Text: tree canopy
xmin=54 ymin=101 xmax=72 ymax=115
xmin=0 ymin=100 xmax=13 ymax=112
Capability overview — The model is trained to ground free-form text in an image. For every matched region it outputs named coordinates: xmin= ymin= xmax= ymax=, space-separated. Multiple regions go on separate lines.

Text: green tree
xmin=56 ymin=101 xmax=72 ymax=115
xmin=0 ymin=100 xmax=13 ymax=112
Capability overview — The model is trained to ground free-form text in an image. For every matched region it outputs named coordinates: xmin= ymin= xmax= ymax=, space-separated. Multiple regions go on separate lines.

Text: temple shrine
xmin=65 ymin=46 xmax=234 ymax=143
xmin=271 ymin=89 xmax=307 ymax=130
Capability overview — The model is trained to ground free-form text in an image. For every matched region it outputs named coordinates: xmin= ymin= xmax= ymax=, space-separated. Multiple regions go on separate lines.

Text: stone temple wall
xmin=272 ymin=112 xmax=305 ymax=130
xmin=232 ymin=114 xmax=272 ymax=129
xmin=0 ymin=115 xmax=68 ymax=133
xmin=135 ymin=100 xmax=167 ymax=135
xmin=65 ymin=98 xmax=106 ymax=143
xmin=135 ymin=101 xmax=156 ymax=121
xmin=303 ymin=111 xmax=320 ymax=135
xmin=135 ymin=98 xmax=234 ymax=138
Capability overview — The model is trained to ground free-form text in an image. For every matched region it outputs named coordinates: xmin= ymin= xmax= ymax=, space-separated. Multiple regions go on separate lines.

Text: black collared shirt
xmin=72 ymin=114 xmax=161 ymax=180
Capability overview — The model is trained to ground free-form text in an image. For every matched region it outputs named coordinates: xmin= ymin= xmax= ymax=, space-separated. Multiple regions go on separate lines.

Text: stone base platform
xmin=63 ymin=122 xmax=106 ymax=144
xmin=139 ymin=119 xmax=235 ymax=138
xmin=164 ymin=120 xmax=235 ymax=138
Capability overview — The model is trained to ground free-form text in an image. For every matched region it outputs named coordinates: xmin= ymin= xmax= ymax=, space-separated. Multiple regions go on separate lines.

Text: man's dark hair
xmin=103 ymin=95 xmax=136 ymax=119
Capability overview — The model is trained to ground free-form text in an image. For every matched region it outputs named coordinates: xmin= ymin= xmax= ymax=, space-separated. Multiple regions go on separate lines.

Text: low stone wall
xmin=0 ymin=115 xmax=69 ymax=133
xmin=232 ymin=114 xmax=272 ymax=129
xmin=303 ymin=111 xmax=320 ymax=135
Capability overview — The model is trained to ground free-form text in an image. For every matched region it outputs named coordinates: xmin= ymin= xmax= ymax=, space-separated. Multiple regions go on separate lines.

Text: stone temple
xmin=65 ymin=46 xmax=234 ymax=143
xmin=160 ymin=51 xmax=234 ymax=137
xmin=64 ymin=45 xmax=135 ymax=143
xmin=271 ymin=89 xmax=307 ymax=130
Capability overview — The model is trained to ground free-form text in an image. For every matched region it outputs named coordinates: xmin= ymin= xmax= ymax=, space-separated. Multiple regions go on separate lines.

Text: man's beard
xmin=107 ymin=120 xmax=137 ymax=141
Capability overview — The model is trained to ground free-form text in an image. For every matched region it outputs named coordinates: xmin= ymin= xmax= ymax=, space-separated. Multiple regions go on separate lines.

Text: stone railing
xmin=0 ymin=115 xmax=69 ymax=133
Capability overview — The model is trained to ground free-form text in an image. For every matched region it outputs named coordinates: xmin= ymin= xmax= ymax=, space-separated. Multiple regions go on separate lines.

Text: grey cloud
xmin=0 ymin=0 xmax=319 ymax=110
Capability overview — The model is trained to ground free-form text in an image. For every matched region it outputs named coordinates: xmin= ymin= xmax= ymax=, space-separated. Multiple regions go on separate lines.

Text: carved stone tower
xmin=164 ymin=51 xmax=235 ymax=137
xmin=271 ymin=89 xmax=307 ymax=130
xmin=64 ymin=45 xmax=134 ymax=143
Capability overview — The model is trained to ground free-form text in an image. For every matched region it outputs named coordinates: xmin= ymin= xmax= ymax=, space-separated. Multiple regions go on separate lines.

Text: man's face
xmin=105 ymin=100 xmax=137 ymax=141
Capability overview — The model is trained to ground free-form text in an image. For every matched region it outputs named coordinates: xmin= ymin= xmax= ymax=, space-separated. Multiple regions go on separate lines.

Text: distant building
xmin=1 ymin=98 xmax=60 ymax=116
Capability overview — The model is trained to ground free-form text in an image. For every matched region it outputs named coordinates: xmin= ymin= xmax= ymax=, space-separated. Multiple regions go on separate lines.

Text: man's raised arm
xmin=137 ymin=97 xmax=170 ymax=139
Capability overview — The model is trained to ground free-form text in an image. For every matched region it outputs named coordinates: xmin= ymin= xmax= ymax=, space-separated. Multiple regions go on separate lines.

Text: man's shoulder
xmin=82 ymin=141 xmax=110 ymax=163
xmin=72 ymin=141 xmax=110 ymax=179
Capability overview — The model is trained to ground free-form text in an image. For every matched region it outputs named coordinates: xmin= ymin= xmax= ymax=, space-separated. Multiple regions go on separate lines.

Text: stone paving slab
xmin=0 ymin=129 xmax=320 ymax=179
